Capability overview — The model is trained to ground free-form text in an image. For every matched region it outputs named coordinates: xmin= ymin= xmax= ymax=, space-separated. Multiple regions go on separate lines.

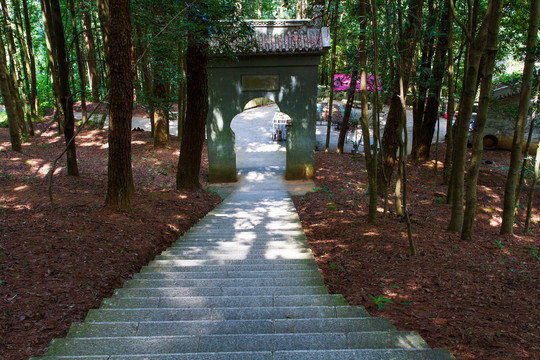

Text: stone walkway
xmin=34 ymin=107 xmax=453 ymax=359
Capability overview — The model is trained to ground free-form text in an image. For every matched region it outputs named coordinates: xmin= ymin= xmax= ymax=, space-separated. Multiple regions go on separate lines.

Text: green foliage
xmin=493 ymin=240 xmax=504 ymax=249
xmin=0 ymin=112 xmax=7 ymax=128
xmin=368 ymin=294 xmax=393 ymax=310
xmin=528 ymin=248 xmax=540 ymax=262
xmin=494 ymin=72 xmax=522 ymax=88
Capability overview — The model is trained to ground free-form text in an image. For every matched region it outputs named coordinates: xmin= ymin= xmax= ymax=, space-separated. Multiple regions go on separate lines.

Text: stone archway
xmin=206 ymin=19 xmax=330 ymax=183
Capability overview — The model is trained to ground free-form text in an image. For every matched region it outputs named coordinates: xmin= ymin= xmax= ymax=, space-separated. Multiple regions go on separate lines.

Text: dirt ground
xmin=0 ymin=119 xmax=221 ymax=359
xmin=293 ymin=149 xmax=539 ymax=359
xmin=0 ymin=114 xmax=539 ymax=359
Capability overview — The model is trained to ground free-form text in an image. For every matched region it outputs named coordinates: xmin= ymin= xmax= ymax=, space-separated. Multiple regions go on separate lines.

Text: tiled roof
xmin=211 ymin=19 xmax=330 ymax=55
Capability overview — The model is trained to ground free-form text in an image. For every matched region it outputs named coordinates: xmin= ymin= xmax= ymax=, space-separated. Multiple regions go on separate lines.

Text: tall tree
xmin=40 ymin=0 xmax=63 ymax=132
xmin=447 ymin=0 xmax=503 ymax=232
xmin=69 ymin=0 xmax=88 ymax=124
xmin=176 ymin=17 xmax=209 ymax=189
xmin=105 ymin=0 xmax=134 ymax=210
xmin=47 ymin=0 xmax=79 ymax=175
xmin=500 ymin=0 xmax=540 ymax=234
xmin=412 ymin=0 xmax=450 ymax=160
xmin=0 ymin=0 xmax=28 ymax=135
xmin=325 ymin=0 xmax=339 ymax=152
xmin=21 ymin=0 xmax=38 ymax=115
xmin=11 ymin=0 xmax=35 ymax=135
xmin=411 ymin=0 xmax=436 ymax=155
xmin=379 ymin=0 xmax=424 ymax=193
xmin=461 ymin=1 xmax=504 ymax=240
xmin=0 ymin=27 xmax=22 ymax=151
xmin=82 ymin=9 xmax=101 ymax=100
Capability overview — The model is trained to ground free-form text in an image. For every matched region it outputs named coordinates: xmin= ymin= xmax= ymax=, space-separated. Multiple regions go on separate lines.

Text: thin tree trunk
xmin=524 ymin=137 xmax=539 ymax=233
xmin=69 ymin=0 xmax=87 ymax=124
xmin=82 ymin=10 xmax=101 ymax=101
xmin=379 ymin=0 xmax=424 ymax=193
xmin=413 ymin=0 xmax=450 ymax=160
xmin=153 ymin=75 xmax=168 ymax=147
xmin=0 ymin=0 xmax=27 ymax=135
xmin=176 ymin=30 xmax=209 ymax=189
xmin=40 ymin=0 xmax=63 ymax=133
xmin=105 ymin=0 xmax=134 ymax=211
xmin=325 ymin=0 xmax=339 ymax=152
xmin=367 ymin=0 xmax=380 ymax=223
xmin=12 ymin=0 xmax=34 ymax=135
xmin=448 ymin=0 xmax=502 ymax=232
xmin=22 ymin=0 xmax=38 ymax=115
xmin=337 ymin=68 xmax=358 ymax=154
xmin=500 ymin=0 xmax=540 ymax=234
xmin=0 ymin=33 xmax=22 ymax=151
xmin=48 ymin=0 xmax=79 ymax=176
xmin=443 ymin=0 xmax=454 ymax=185
xmin=515 ymin=85 xmax=540 ymax=213
xmin=411 ymin=0 xmax=436 ymax=155
xmin=461 ymin=7 xmax=503 ymax=240
xmin=177 ymin=43 xmax=187 ymax=141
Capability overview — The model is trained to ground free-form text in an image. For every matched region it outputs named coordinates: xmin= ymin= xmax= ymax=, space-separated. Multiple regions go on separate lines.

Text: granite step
xmin=122 ymin=277 xmax=325 ymax=288
xmin=67 ymin=317 xmax=396 ymax=338
xmin=84 ymin=306 xmax=371 ymax=322
xmin=134 ymin=269 xmax=321 ymax=279
xmin=44 ymin=331 xmax=430 ymax=356
xmin=99 ymin=294 xmax=349 ymax=309
xmin=32 ymin=349 xmax=455 ymax=360
xmin=138 ymin=263 xmax=319 ymax=273
xmin=113 ymin=285 xmax=329 ymax=297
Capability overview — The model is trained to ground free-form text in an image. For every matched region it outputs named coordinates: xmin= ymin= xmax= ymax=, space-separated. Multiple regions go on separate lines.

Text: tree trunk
xmin=48 ymin=0 xmax=79 ymax=176
xmin=69 ymin=0 xmax=87 ymax=124
xmin=153 ymin=75 xmax=169 ymax=147
xmin=0 ymin=0 xmax=27 ymax=136
xmin=176 ymin=31 xmax=209 ymax=189
xmin=40 ymin=0 xmax=63 ymax=133
xmin=82 ymin=10 xmax=101 ymax=101
xmin=12 ymin=0 xmax=34 ymax=135
xmin=379 ymin=0 xmax=424 ymax=193
xmin=524 ymin=136 xmax=540 ymax=233
xmin=500 ymin=0 xmax=540 ymax=234
xmin=177 ymin=43 xmax=187 ymax=141
xmin=461 ymin=7 xmax=503 ymax=240
xmin=412 ymin=0 xmax=450 ymax=160
xmin=0 ymin=33 xmax=22 ymax=152
xmin=337 ymin=68 xmax=358 ymax=154
xmin=367 ymin=0 xmax=380 ymax=223
xmin=105 ymin=0 xmax=134 ymax=211
xmin=447 ymin=0 xmax=502 ymax=232
xmin=134 ymin=23 xmax=154 ymax=135
xmin=325 ymin=0 xmax=339 ymax=152
xmin=443 ymin=0 xmax=454 ymax=185
xmin=21 ymin=0 xmax=38 ymax=115
xmin=411 ymin=0 xmax=436 ymax=155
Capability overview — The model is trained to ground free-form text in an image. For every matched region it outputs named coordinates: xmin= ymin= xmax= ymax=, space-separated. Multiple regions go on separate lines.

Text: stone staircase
xmin=32 ymin=186 xmax=454 ymax=359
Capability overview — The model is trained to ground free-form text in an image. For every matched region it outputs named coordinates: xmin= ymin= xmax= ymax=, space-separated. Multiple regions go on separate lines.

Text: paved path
xmin=35 ymin=107 xmax=453 ymax=359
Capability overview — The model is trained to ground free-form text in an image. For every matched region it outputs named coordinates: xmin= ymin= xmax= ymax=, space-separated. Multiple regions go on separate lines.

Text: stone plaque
xmin=241 ymin=75 xmax=280 ymax=91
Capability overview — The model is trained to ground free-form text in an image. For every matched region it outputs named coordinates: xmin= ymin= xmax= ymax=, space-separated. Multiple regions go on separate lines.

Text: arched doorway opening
xmin=230 ymin=98 xmax=293 ymax=172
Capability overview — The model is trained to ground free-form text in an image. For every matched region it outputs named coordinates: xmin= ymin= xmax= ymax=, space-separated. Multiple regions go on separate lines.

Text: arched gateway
xmin=206 ymin=19 xmax=330 ymax=182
